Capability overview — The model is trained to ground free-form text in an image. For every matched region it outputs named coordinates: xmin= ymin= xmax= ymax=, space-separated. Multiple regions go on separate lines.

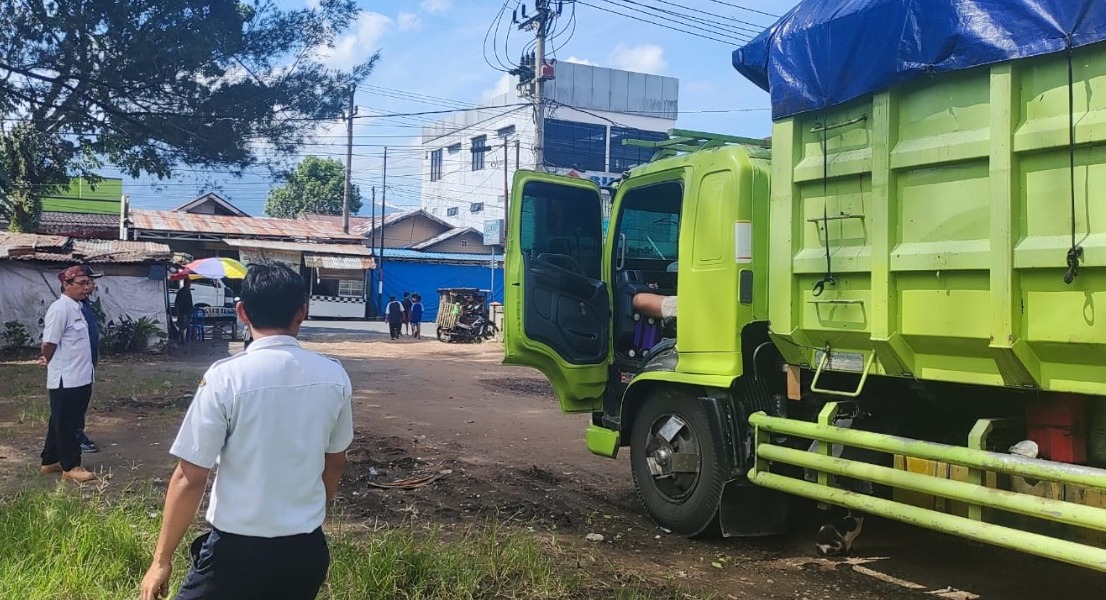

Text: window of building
xmin=497 ymin=125 xmax=516 ymax=138
xmin=338 ymin=279 xmax=364 ymax=298
xmin=609 ymin=127 xmax=669 ymax=172
xmin=470 ymin=202 xmax=484 ymax=213
xmin=544 ymin=119 xmax=606 ymax=171
xmin=471 ymin=135 xmax=488 ymax=171
xmin=461 ymin=239 xmax=469 ymax=247
xmin=430 ymin=149 xmax=443 ymax=181
xmin=446 ymin=206 xmax=459 ymax=217
xmin=448 ymin=142 xmax=461 ymax=153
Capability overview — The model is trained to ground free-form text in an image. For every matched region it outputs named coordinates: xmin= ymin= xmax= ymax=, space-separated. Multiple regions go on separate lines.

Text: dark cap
xmin=58 ymin=264 xmax=102 ymax=282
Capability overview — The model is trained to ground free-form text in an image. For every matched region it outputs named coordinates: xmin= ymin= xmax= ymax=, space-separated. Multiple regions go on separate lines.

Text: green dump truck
xmin=503 ymin=2 xmax=1106 ymax=571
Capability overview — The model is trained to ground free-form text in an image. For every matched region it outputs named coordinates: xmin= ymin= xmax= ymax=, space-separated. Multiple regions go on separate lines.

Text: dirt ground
xmin=2 ymin=325 xmax=1106 ymax=599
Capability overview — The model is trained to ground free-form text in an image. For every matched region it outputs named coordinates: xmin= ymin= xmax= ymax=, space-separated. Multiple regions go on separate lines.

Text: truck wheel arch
xmin=619 ymin=372 xmax=737 ymax=444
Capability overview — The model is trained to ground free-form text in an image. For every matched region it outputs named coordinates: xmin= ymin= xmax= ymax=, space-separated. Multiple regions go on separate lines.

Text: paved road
xmin=303 ymin=319 xmax=392 ymax=335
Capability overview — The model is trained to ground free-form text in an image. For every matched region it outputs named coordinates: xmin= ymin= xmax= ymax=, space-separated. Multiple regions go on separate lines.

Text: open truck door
xmin=504 ymin=170 xmax=610 ymax=413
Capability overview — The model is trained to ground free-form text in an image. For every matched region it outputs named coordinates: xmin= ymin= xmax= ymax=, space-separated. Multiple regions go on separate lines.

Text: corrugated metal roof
xmin=222 ymin=238 xmax=374 ymax=256
xmin=409 ymin=227 xmax=480 ymax=250
xmin=299 ymin=213 xmax=376 ymax=230
xmin=0 ymin=232 xmax=69 ymax=258
xmin=0 ymin=233 xmax=169 ymax=264
xmin=129 ymin=209 xmax=362 ymax=241
xmin=68 ymin=239 xmax=171 ymax=263
xmin=304 ymin=255 xmax=375 ymax=270
xmin=381 ymin=248 xmax=504 ymax=264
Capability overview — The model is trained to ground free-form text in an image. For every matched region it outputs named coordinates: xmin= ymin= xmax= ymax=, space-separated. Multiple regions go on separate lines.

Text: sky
xmin=115 ymin=0 xmax=799 ymax=217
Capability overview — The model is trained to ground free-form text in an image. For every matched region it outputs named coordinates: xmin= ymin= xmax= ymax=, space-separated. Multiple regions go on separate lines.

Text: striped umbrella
xmin=172 ymin=257 xmax=248 ymax=281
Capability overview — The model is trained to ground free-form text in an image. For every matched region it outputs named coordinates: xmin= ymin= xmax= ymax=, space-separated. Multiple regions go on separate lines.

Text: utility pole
xmin=377 ymin=146 xmax=388 ymax=314
xmin=513 ymin=0 xmax=556 ymax=171
xmin=369 ymin=186 xmax=376 ymax=250
xmin=369 ymin=185 xmax=377 ymax=317
xmin=342 ymin=87 xmax=355 ymax=234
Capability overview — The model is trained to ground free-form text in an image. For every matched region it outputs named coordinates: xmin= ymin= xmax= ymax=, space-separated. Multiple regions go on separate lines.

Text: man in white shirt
xmin=39 ymin=264 xmax=99 ymax=483
xmin=140 ymin=262 xmax=354 ymax=600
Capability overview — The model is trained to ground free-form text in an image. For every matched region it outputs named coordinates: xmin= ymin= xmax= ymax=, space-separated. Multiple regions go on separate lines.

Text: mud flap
xmin=719 ymin=477 xmax=790 ymax=537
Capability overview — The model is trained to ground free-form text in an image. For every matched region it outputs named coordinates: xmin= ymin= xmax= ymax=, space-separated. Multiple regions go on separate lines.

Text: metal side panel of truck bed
xmin=768 ymin=44 xmax=1106 ymax=395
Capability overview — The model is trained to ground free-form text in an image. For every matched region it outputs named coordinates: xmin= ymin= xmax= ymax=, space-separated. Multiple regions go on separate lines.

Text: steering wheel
xmin=535 ymin=253 xmax=587 ymax=276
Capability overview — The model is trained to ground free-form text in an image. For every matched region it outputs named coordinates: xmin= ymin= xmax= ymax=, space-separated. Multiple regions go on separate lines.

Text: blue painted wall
xmin=369 ymin=262 xmax=503 ymax=322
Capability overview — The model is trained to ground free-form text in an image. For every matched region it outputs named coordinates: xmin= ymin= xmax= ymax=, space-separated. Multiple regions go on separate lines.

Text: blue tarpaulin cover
xmin=733 ymin=0 xmax=1106 ymax=119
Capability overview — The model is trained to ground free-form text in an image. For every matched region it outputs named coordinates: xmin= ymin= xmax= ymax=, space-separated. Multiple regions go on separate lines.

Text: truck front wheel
xmin=630 ymin=389 xmax=725 ymax=537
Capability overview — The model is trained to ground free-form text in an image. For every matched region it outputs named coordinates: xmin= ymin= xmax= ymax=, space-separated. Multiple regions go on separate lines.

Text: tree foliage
xmin=264 ymin=156 xmax=360 ymax=219
xmin=0 ymin=124 xmax=75 ymax=231
xmin=0 ymin=0 xmax=377 ymax=230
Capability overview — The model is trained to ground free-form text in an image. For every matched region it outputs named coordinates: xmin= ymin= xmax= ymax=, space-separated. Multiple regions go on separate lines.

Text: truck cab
xmin=504 ymin=136 xmax=780 ymax=537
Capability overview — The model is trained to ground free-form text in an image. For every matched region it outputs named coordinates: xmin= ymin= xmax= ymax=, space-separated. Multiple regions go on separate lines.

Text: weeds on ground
xmin=0 ymin=486 xmax=169 ymax=600
xmin=0 ymin=488 xmax=694 ymax=600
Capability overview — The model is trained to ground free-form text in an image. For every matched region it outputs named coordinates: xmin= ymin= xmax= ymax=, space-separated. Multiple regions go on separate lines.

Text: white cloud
xmin=610 ymin=43 xmax=667 ymax=75
xmin=306 ymin=0 xmax=321 ymax=9
xmin=420 ymin=0 xmax=451 ymax=14
xmin=481 ymin=73 xmax=514 ymax=103
xmin=316 ymin=12 xmax=391 ymax=70
xmin=565 ymin=56 xmax=599 ymax=67
xmin=397 ymin=12 xmax=421 ymax=31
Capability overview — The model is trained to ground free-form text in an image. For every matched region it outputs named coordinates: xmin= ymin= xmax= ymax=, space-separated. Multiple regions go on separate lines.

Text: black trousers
xmin=41 ymin=383 xmax=92 ymax=471
xmin=388 ymin=321 xmax=402 ymax=339
xmin=174 ymin=527 xmax=330 ymax=600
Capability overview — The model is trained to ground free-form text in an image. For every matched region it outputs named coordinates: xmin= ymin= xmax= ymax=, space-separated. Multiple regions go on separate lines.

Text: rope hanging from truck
xmin=813 ymin=110 xmax=835 ymax=297
xmin=1064 ymin=35 xmax=1084 ymax=285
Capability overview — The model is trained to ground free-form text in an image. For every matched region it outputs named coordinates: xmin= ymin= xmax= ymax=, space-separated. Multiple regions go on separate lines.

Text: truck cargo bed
xmin=768 ymin=43 xmax=1106 ymax=394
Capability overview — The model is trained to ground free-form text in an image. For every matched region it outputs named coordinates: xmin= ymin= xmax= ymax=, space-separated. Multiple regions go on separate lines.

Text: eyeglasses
xmin=70 ymin=279 xmax=94 ymax=286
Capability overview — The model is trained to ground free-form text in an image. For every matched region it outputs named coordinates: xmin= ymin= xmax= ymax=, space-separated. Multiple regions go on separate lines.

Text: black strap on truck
xmin=1064 ymin=35 xmax=1084 ymax=285
xmin=813 ymin=110 xmax=836 ymax=297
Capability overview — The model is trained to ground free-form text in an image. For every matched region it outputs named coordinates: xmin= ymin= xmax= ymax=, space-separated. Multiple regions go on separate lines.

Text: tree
xmin=264 ymin=156 xmax=360 ymax=218
xmin=0 ymin=125 xmax=73 ymax=231
xmin=0 ymin=0 xmax=377 ymax=231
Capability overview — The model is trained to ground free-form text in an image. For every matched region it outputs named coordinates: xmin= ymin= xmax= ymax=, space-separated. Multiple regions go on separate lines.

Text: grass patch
xmin=0 ymin=486 xmax=169 ymax=600
xmin=17 ymin=403 xmax=50 ymax=426
xmin=1 ymin=488 xmax=696 ymax=600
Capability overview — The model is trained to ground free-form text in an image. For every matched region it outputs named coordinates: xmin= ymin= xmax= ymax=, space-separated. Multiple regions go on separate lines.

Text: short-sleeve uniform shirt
xmin=42 ymin=295 xmax=94 ymax=389
xmin=170 ymin=335 xmax=354 ymax=537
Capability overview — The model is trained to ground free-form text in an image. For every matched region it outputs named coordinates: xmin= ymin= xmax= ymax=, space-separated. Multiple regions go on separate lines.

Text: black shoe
xmin=79 ymin=437 xmax=100 ymax=453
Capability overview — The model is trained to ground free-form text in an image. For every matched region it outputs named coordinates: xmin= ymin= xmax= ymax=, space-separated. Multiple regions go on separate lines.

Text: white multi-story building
xmin=420 ymin=61 xmax=678 ymax=233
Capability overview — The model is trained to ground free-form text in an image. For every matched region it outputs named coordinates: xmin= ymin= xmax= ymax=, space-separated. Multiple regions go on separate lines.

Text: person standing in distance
xmin=39 ymin=265 xmax=99 ymax=483
xmin=175 ymin=278 xmax=194 ymax=343
xmin=77 ymin=269 xmax=102 ymax=453
xmin=409 ymin=293 xmax=424 ymax=339
xmin=401 ymin=291 xmax=413 ymax=336
xmin=385 ymin=295 xmax=404 ymax=340
xmin=140 ymin=262 xmax=353 ymax=600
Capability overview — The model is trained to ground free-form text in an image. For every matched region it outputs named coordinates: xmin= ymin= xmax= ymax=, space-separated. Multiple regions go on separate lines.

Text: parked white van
xmin=168 ymin=278 xmax=234 ymax=310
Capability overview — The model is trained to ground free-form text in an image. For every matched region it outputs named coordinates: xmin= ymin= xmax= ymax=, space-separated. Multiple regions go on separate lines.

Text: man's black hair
xmin=389 ymin=295 xmax=396 ymax=301
xmin=403 ymin=291 xmax=410 ymax=297
xmin=240 ymin=261 xmax=307 ymax=330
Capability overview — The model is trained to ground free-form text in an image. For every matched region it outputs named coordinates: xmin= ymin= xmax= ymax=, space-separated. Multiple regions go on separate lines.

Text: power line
xmin=352 ymin=104 xmax=530 ymax=120
xmin=703 ymin=0 xmax=781 ymax=19
xmin=573 ymin=0 xmax=741 ymax=46
xmin=600 ymin=0 xmax=763 ymax=39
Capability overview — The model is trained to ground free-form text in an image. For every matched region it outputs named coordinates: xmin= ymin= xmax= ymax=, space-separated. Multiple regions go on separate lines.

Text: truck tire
xmin=630 ymin=389 xmax=725 ymax=537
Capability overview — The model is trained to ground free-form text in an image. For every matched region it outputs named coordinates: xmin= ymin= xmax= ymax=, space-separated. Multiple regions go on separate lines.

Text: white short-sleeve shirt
xmin=170 ymin=335 xmax=354 ymax=537
xmin=42 ymin=295 xmax=94 ymax=389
